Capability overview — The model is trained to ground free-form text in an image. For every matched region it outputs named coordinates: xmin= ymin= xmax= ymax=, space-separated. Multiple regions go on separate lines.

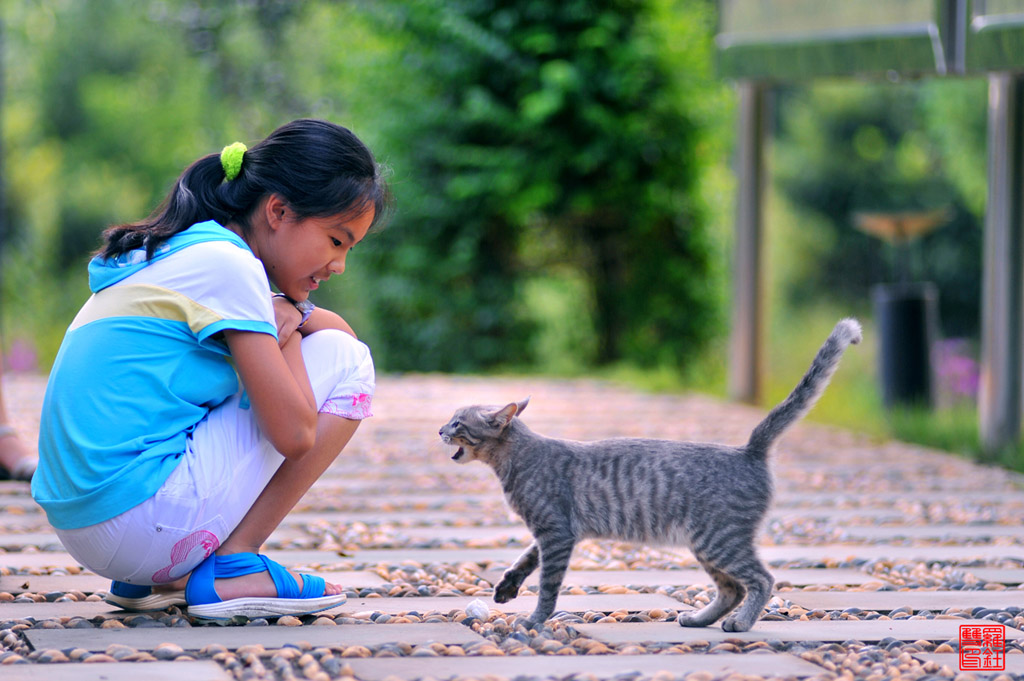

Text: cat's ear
xmin=493 ymin=402 xmax=520 ymax=429
xmin=493 ymin=397 xmax=531 ymax=428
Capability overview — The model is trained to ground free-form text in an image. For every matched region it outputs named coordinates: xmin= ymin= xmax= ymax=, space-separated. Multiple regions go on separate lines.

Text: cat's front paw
xmin=494 ymin=575 xmax=523 ymax=603
xmin=720 ymin=615 xmax=754 ymax=632
xmin=517 ymin=615 xmax=545 ymax=631
xmin=677 ymin=612 xmax=712 ymax=628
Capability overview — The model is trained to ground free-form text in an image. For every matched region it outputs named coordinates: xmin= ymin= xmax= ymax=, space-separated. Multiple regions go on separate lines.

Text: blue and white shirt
xmin=33 ymin=221 xmax=276 ymax=530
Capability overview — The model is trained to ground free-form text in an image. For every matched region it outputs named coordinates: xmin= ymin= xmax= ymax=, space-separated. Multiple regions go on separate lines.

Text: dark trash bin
xmin=872 ymin=281 xmax=938 ymax=408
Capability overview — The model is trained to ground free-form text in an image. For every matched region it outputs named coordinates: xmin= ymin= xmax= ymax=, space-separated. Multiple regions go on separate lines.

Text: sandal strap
xmin=185 ymin=552 xmax=325 ymax=606
xmin=299 ymin=573 xmax=326 ymax=598
xmin=184 ymin=552 xmax=220 ymax=605
xmin=258 ymin=554 xmax=300 ymax=599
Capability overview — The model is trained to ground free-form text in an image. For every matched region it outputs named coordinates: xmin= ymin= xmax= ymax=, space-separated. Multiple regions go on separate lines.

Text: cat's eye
xmin=451 ymin=420 xmax=461 ymax=429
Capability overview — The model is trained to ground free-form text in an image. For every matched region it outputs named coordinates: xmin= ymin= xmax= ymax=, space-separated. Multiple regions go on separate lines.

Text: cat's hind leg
xmin=494 ymin=542 xmax=539 ymax=603
xmin=677 ymin=563 xmax=745 ymax=628
xmin=719 ymin=557 xmax=774 ymax=632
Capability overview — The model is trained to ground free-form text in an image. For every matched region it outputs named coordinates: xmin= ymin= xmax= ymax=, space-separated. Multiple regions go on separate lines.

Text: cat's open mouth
xmin=451 ymin=447 xmax=465 ymax=461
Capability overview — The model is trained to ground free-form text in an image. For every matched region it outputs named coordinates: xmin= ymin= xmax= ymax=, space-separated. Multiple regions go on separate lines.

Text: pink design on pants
xmin=151 ymin=530 xmax=220 ymax=583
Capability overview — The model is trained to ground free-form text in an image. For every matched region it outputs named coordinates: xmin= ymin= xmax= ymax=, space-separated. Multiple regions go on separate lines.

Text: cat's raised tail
xmin=745 ymin=318 xmax=862 ymax=457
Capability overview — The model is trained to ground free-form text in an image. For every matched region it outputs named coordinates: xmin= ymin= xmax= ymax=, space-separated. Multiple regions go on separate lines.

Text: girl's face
xmin=258 ymin=196 xmax=374 ymax=302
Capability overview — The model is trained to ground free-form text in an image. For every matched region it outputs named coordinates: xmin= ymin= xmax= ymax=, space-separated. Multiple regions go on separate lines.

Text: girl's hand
xmin=272 ymin=295 xmax=303 ymax=347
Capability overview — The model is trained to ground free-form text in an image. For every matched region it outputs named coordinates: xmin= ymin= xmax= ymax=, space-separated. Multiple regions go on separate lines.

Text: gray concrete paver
xmin=330 ymin=593 xmax=688 ymax=616
xmin=4 ymin=661 xmax=231 ymax=681
xmin=24 ymin=622 xmax=485 ymax=651
xmin=783 ymin=589 xmax=1024 ymax=612
xmin=964 ymin=568 xmax=1024 ymax=584
xmin=574 ymin=619 xmax=1024 ymax=643
xmin=1 ymin=601 xmax=120 ymax=620
xmin=344 ymin=652 xmax=824 ymax=680
xmin=838 ymin=524 xmax=1024 ymax=540
xmin=480 ymin=567 xmax=879 ymax=588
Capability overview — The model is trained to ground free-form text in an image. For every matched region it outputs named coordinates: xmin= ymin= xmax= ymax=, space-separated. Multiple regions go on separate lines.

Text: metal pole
xmin=979 ymin=73 xmax=1024 ymax=458
xmin=728 ymin=80 xmax=767 ymax=405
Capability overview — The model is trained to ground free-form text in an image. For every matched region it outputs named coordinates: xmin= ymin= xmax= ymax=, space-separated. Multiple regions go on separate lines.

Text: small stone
xmin=278 ymin=616 xmax=303 ymax=626
xmin=274 ymin=647 xmax=301 ymax=660
xmin=685 ymin=673 xmax=714 ymax=681
xmin=201 ymin=644 xmax=229 ymax=656
xmin=153 ymin=642 xmax=185 ymax=660
xmin=105 ymin=643 xmax=138 ymax=660
xmin=584 ymin=643 xmax=612 ymax=655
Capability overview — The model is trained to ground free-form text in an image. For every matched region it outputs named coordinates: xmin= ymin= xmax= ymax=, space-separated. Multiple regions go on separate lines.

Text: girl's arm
xmin=298 ymin=307 xmax=356 ymax=338
xmin=223 ymin=318 xmax=318 ymax=461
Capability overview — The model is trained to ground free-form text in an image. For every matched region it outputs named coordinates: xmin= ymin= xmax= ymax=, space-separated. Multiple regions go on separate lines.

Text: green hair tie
xmin=220 ymin=142 xmax=247 ymax=181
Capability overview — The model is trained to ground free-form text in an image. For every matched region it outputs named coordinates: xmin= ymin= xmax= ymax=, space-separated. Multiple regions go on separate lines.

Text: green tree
xmin=1 ymin=0 xmax=326 ymax=362
xmin=357 ymin=0 xmax=727 ymax=371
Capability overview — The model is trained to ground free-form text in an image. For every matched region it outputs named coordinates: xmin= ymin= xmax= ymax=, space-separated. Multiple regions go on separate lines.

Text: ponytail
xmin=99 ymin=119 xmax=391 ymax=260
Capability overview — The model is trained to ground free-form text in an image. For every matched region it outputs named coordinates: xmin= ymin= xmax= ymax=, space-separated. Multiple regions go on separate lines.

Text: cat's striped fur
xmin=439 ymin=319 xmax=861 ymax=631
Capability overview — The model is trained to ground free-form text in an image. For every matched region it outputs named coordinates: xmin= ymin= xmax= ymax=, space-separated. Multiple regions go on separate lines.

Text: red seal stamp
xmin=960 ymin=624 xmax=1005 ymax=671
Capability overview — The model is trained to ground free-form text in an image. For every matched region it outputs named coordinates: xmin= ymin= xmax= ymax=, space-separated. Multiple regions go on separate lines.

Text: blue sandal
xmin=185 ymin=552 xmax=346 ymax=620
xmin=104 ymin=580 xmax=186 ymax=612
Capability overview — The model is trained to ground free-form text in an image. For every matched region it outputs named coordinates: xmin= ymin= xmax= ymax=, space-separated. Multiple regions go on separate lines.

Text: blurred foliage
xmin=353 ymin=0 xmax=728 ymax=370
xmin=1 ymin=0 xmax=728 ymax=375
xmin=772 ymin=80 xmax=986 ymax=338
xmin=2 ymin=0 xmax=331 ymax=363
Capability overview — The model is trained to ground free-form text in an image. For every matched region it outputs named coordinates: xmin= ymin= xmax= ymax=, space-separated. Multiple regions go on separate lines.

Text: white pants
xmin=56 ymin=330 xmax=374 ymax=585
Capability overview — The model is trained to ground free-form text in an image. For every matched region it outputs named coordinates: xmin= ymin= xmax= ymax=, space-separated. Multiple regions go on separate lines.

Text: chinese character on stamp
xmin=960 ymin=624 xmax=1005 ymax=671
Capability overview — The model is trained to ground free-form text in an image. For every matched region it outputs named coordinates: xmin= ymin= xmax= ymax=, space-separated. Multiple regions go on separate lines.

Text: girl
xmin=32 ymin=119 xmax=390 ymax=620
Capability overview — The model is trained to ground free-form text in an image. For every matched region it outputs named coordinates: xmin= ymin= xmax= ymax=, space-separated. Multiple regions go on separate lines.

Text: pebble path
xmin=3 ymin=372 xmax=1024 ymax=680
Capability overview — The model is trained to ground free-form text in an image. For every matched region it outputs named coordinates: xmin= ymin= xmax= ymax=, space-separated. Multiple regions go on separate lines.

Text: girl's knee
xmin=301 ymin=328 xmax=372 ymax=367
xmin=301 ymin=329 xmax=375 ymax=419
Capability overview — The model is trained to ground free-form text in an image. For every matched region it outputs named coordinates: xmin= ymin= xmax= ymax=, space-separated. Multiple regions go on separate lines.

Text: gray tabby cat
xmin=439 ymin=319 xmax=861 ymax=631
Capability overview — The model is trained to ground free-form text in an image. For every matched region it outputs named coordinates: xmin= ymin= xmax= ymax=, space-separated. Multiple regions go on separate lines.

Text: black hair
xmin=99 ymin=118 xmax=392 ymax=259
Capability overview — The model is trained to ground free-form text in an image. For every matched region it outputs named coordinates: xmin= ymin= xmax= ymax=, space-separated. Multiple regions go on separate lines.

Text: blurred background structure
xmin=0 ymin=1 xmax=1017 ymax=467
xmin=716 ymin=0 xmax=1024 ymax=459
